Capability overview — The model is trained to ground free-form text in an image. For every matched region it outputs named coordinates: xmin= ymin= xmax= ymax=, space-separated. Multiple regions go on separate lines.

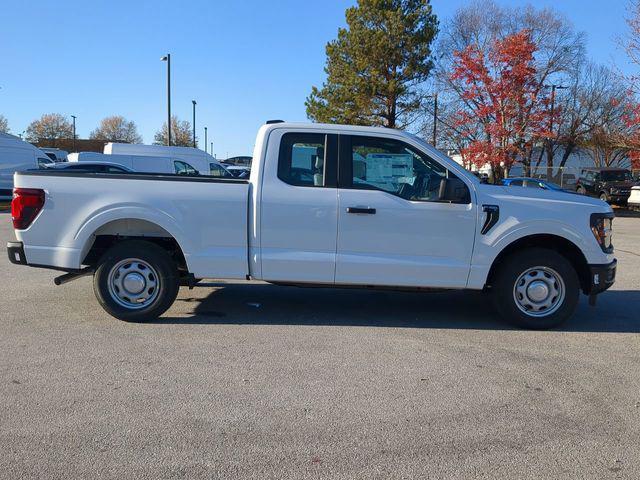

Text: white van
xmin=68 ymin=152 xmax=204 ymax=176
xmin=0 ymin=133 xmax=53 ymax=200
xmin=103 ymin=143 xmax=230 ymax=177
xmin=40 ymin=148 xmax=69 ymax=163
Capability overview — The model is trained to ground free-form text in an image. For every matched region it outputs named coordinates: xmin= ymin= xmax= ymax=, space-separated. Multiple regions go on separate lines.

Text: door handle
xmin=346 ymin=207 xmax=376 ymax=214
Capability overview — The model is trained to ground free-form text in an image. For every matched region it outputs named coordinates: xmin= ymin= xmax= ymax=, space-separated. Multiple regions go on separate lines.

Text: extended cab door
xmin=335 ymin=134 xmax=476 ymax=288
xmin=259 ymin=131 xmax=339 ymax=283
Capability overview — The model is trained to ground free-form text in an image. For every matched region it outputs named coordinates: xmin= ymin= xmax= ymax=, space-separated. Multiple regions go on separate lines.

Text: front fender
xmin=467 ymin=218 xmax=606 ymax=290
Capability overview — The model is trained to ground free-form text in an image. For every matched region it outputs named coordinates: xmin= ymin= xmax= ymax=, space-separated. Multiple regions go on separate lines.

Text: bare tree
xmin=0 ymin=114 xmax=8 ymax=134
xmin=25 ymin=113 xmax=73 ymax=147
xmin=90 ymin=116 xmax=142 ymax=143
xmin=623 ymin=0 xmax=640 ymax=91
xmin=531 ymin=63 xmax=629 ymax=177
xmin=433 ymin=0 xmax=585 ymax=175
xmin=153 ymin=116 xmax=195 ymax=147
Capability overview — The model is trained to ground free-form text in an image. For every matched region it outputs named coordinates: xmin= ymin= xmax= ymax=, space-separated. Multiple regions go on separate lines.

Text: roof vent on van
xmin=265 ymin=119 xmax=285 ymax=124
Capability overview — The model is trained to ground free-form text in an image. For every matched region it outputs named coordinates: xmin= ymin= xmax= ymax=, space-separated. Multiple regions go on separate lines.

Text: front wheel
xmin=93 ymin=240 xmax=180 ymax=322
xmin=599 ymin=192 xmax=609 ymax=203
xmin=492 ymin=248 xmax=579 ymax=329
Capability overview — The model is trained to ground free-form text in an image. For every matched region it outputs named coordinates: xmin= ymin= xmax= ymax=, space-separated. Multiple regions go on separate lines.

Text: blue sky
xmin=0 ymin=0 xmax=633 ymax=157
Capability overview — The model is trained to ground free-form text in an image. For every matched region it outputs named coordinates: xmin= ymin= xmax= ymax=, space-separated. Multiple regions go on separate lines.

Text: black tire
xmin=491 ymin=248 xmax=580 ymax=329
xmin=93 ymin=240 xmax=180 ymax=322
xmin=599 ymin=192 xmax=609 ymax=203
xmin=576 ymin=186 xmax=586 ymax=195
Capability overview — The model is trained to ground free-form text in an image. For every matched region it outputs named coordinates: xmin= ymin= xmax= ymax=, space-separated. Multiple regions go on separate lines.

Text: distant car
xmin=503 ymin=177 xmax=567 ymax=191
xmin=42 ymin=161 xmax=134 ymax=174
xmin=575 ymin=168 xmax=635 ymax=204
xmin=628 ymin=186 xmax=640 ymax=211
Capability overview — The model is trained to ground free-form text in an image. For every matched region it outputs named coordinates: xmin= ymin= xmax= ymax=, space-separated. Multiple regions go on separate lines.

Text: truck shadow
xmin=159 ymin=283 xmax=640 ymax=333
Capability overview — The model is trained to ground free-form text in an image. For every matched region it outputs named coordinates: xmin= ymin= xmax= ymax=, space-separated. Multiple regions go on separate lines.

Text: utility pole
xmin=432 ymin=92 xmax=438 ymax=148
xmin=543 ymin=84 xmax=568 ymax=180
xmin=192 ymin=100 xmax=197 ymax=148
xmin=160 ymin=54 xmax=171 ymax=146
xmin=71 ymin=115 xmax=77 ymax=152
xmin=204 ymin=127 xmax=207 ymax=153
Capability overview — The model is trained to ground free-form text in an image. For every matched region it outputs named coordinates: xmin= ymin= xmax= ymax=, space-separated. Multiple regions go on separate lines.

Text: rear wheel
xmin=599 ymin=192 xmax=609 ymax=203
xmin=93 ymin=240 xmax=180 ymax=322
xmin=492 ymin=248 xmax=579 ymax=329
xmin=576 ymin=186 xmax=586 ymax=195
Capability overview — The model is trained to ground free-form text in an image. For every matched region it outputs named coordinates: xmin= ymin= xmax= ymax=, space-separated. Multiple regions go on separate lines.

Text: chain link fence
xmin=506 ymin=166 xmax=582 ymax=188
xmin=507 ymin=167 xmax=640 ymax=187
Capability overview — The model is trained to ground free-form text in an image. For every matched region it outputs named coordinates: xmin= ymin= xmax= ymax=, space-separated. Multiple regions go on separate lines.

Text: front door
xmin=260 ymin=131 xmax=339 ymax=283
xmin=335 ymin=134 xmax=476 ymax=288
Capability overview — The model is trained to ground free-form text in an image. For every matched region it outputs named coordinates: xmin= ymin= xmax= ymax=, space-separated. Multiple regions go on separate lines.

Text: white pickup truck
xmin=7 ymin=122 xmax=616 ymax=329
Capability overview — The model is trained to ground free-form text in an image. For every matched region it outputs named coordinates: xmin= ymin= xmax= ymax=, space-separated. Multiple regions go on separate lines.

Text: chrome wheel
xmin=513 ymin=266 xmax=565 ymax=318
xmin=107 ymin=258 xmax=160 ymax=310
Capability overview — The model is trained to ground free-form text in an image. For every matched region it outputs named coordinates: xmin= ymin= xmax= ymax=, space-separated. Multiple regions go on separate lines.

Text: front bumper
xmin=588 ymin=259 xmax=616 ymax=295
xmin=7 ymin=241 xmax=27 ymax=265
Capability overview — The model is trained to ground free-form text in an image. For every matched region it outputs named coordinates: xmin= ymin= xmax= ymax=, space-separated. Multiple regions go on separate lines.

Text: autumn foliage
xmin=450 ymin=30 xmax=554 ymax=179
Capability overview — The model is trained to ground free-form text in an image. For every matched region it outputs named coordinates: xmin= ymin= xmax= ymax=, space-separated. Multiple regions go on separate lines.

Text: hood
xmin=477 ymin=183 xmax=612 ymax=212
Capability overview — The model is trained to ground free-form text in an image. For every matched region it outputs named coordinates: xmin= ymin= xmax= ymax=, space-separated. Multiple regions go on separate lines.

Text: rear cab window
xmin=277 ymin=132 xmax=337 ymax=187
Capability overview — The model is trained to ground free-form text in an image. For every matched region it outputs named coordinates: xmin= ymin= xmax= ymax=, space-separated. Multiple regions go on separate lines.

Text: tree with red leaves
xmin=450 ymin=29 xmax=555 ymax=180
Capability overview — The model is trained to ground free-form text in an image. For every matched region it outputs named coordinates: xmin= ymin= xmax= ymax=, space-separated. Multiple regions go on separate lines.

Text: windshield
xmin=601 ymin=170 xmax=632 ymax=182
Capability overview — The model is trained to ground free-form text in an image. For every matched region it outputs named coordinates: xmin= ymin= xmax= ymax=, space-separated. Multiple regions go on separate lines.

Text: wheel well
xmin=485 ymin=234 xmax=590 ymax=294
xmin=81 ymin=219 xmax=187 ymax=272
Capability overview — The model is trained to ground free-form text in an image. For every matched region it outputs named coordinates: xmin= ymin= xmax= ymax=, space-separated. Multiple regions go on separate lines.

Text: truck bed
xmin=13 ymin=170 xmax=250 ymax=279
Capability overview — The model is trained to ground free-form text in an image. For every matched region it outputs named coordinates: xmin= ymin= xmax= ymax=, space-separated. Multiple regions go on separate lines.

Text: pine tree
xmin=306 ymin=0 xmax=438 ymax=129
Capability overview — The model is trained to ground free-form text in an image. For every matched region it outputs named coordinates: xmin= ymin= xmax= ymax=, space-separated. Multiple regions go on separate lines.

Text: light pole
xmin=210 ymin=141 xmax=214 ymax=157
xmin=543 ymin=84 xmax=568 ymax=181
xmin=432 ymin=92 xmax=438 ymax=148
xmin=192 ymin=100 xmax=197 ymax=148
xmin=544 ymin=84 xmax=568 ymax=133
xmin=160 ymin=54 xmax=171 ymax=146
xmin=426 ymin=93 xmax=438 ymax=148
xmin=71 ymin=115 xmax=76 ymax=152
xmin=204 ymin=127 xmax=207 ymax=153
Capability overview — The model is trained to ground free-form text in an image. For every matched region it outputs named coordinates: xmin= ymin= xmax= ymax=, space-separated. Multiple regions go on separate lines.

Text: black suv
xmin=575 ymin=168 xmax=636 ymax=205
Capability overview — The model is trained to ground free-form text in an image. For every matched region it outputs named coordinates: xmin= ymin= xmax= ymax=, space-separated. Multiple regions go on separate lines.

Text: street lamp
xmin=211 ymin=141 xmax=214 ymax=157
xmin=204 ymin=127 xmax=207 ymax=153
xmin=192 ymin=100 xmax=197 ymax=148
xmin=160 ymin=54 xmax=171 ymax=146
xmin=71 ymin=115 xmax=76 ymax=152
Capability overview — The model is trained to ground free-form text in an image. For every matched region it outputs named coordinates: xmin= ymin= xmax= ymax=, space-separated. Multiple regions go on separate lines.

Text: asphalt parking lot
xmin=1 ymin=210 xmax=639 ymax=479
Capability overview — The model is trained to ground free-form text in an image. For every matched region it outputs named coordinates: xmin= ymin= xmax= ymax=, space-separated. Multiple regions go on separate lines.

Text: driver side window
xmin=347 ymin=135 xmax=462 ymax=202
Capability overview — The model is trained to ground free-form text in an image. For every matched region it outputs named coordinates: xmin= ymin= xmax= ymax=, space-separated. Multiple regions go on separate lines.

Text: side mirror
xmin=438 ymin=177 xmax=470 ymax=203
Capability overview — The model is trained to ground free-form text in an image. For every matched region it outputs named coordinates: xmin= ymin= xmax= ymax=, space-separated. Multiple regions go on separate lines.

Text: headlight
xmin=590 ymin=213 xmax=614 ymax=253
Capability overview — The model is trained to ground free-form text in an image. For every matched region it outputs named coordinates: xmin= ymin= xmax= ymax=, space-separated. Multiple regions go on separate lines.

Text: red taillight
xmin=11 ymin=188 xmax=45 ymax=230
